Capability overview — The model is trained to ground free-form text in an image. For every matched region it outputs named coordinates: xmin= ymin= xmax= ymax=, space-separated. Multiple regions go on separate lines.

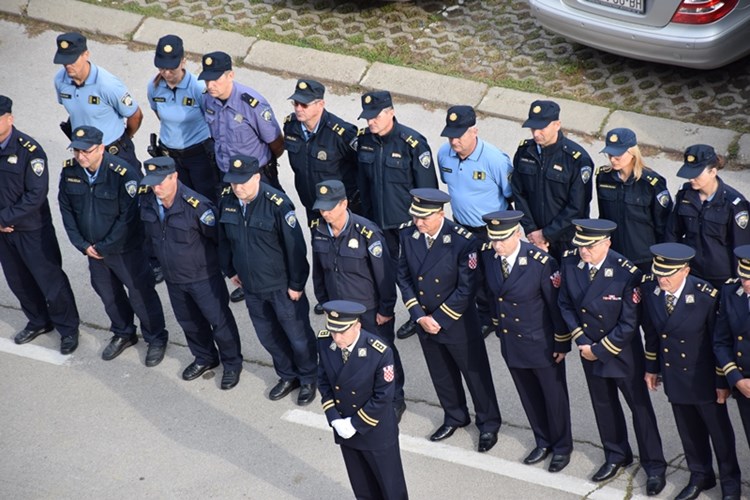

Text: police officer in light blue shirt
xmin=53 ymin=32 xmax=143 ymax=169
xmin=147 ymin=35 xmax=218 ymax=202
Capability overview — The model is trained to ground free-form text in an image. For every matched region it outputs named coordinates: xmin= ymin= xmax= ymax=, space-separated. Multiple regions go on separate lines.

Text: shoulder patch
xmin=580 ymin=165 xmax=592 ymax=184
xmin=199 ymin=209 xmax=216 ymax=226
xmin=317 ymin=329 xmax=331 ymax=339
xmin=735 ymin=210 xmax=748 ymax=229
xmin=368 ymin=240 xmax=383 ymax=258
xmin=369 ymin=338 xmax=388 ymax=353
xmin=284 ymin=210 xmax=297 ymax=228
xmin=240 ymin=92 xmax=259 ymax=108
xmin=125 ymin=180 xmax=137 ymax=198
xmin=30 ymin=158 xmax=45 ymax=177
xmin=656 ymin=189 xmax=671 ymax=208
xmin=265 ymin=191 xmax=284 ymax=206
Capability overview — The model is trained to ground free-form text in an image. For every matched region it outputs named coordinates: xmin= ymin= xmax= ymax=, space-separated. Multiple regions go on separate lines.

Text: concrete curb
xmin=2 ymin=0 xmax=747 ymax=165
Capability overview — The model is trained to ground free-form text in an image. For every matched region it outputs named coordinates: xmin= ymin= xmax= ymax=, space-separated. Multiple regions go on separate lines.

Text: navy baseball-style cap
xmin=734 ymin=245 xmax=750 ymax=279
xmin=289 ymin=79 xmax=325 ymax=104
xmin=571 ymin=219 xmax=616 ymax=247
xmin=223 ymin=155 xmax=260 ymax=184
xmin=441 ymin=105 xmax=476 ymax=138
xmin=323 ymin=300 xmax=367 ymax=333
xmin=198 ymin=51 xmax=232 ymax=81
xmin=359 ymin=91 xmax=393 ymax=120
xmin=483 ymin=210 xmax=524 ymax=241
xmin=313 ymin=180 xmax=347 ymax=212
xmin=650 ymin=243 xmax=695 ymax=277
xmin=408 ymin=188 xmax=450 ymax=218
xmin=0 ymin=95 xmax=12 ymax=115
xmin=522 ymin=100 xmax=560 ymax=129
xmin=601 ymin=128 xmax=637 ymax=156
xmin=54 ymin=32 xmax=87 ymax=65
xmin=69 ymin=126 xmax=103 ymax=149
xmin=676 ymin=144 xmax=718 ymax=179
xmin=142 ymin=157 xmax=177 ymax=186
xmin=154 ymin=34 xmax=184 ymax=69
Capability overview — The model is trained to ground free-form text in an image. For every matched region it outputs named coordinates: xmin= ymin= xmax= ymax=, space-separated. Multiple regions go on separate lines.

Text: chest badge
xmin=358 ymin=348 xmax=367 ymax=358
xmin=518 ymin=256 xmax=527 ymax=266
xmin=604 ymin=268 xmax=613 ymax=278
xmin=7 ymin=155 xmax=17 ymax=164
xmin=317 ymin=150 xmax=327 ymax=161
xmin=348 ymin=238 xmax=359 ymax=249
xmin=233 ymin=113 xmax=243 ymax=123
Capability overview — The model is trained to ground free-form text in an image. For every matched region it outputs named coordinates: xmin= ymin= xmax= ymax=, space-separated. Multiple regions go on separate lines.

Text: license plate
xmin=584 ymin=0 xmax=645 ymax=14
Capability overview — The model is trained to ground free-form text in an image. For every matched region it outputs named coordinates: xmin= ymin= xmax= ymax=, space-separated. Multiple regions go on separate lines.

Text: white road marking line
xmin=0 ymin=337 xmax=69 ymax=366
xmin=283 ymin=409 xmax=646 ymax=500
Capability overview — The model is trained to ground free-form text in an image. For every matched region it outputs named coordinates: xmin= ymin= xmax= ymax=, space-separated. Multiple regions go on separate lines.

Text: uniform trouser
xmin=508 ymin=362 xmax=573 ymax=455
xmin=361 ymin=309 xmax=405 ymax=407
xmin=382 ymin=228 xmax=401 ymax=272
xmin=0 ymin=225 xmax=79 ymax=337
xmin=418 ymin=334 xmax=502 ymax=433
xmin=165 ymin=274 xmax=243 ymax=370
xmin=581 ymin=360 xmax=666 ymax=476
xmin=735 ymin=391 xmax=750 ymax=451
xmin=173 ymin=148 xmax=220 ymax=204
xmin=88 ymin=249 xmax=168 ymax=345
xmin=340 ymin=443 xmax=408 ymax=500
xmin=464 ymin=226 xmax=492 ymax=328
xmin=244 ymin=288 xmax=317 ymax=385
xmin=672 ymin=401 xmax=741 ymax=496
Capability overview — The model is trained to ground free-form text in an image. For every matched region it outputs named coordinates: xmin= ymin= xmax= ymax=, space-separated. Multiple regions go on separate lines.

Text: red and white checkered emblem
xmin=468 ymin=252 xmax=477 ymax=270
xmin=550 ymin=271 xmax=561 ymax=288
xmin=632 ymin=287 xmax=642 ymax=304
xmin=383 ymin=365 xmax=394 ymax=383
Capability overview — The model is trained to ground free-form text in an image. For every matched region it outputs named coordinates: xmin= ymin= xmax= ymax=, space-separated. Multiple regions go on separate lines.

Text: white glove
xmin=332 ymin=417 xmax=356 ymax=439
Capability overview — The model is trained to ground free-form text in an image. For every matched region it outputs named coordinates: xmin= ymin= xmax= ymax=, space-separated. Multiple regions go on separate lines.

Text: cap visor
xmin=600 ymin=145 xmax=629 ymax=156
xmin=676 ymin=164 xmax=703 ymax=179
xmin=68 ymin=139 xmax=94 ymax=150
xmin=440 ymin=125 xmax=468 ymax=138
xmin=313 ymin=200 xmax=340 ymax=212
xmin=522 ymin=118 xmax=551 ymax=129
xmin=140 ymin=174 xmax=168 ymax=186
xmin=54 ymin=52 xmax=81 ymax=65
xmin=154 ymin=55 xmax=181 ymax=69
xmin=223 ymin=172 xmax=252 ymax=184
xmin=358 ymin=109 xmax=381 ymax=120
xmin=198 ymin=70 xmax=224 ymax=81
xmin=289 ymin=92 xmax=315 ymax=103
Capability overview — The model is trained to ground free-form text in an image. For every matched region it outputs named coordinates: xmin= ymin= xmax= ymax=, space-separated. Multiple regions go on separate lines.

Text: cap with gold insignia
xmin=68 ymin=125 xmax=103 ymax=150
xmin=358 ymin=90 xmax=392 ymax=120
xmin=522 ymin=100 xmax=560 ymax=129
xmin=600 ymin=127 xmax=637 ymax=156
xmin=676 ymin=144 xmax=718 ymax=179
xmin=734 ymin=245 xmax=750 ymax=279
xmin=141 ymin=157 xmax=177 ymax=186
xmin=408 ymin=188 xmax=450 ymax=218
xmin=323 ymin=300 xmax=367 ymax=333
xmin=313 ymin=180 xmax=346 ymax=212
xmin=441 ymin=105 xmax=476 ymax=138
xmin=198 ymin=51 xmax=232 ymax=81
xmin=571 ymin=219 xmax=616 ymax=247
xmin=482 ymin=210 xmax=524 ymax=241
xmin=289 ymin=79 xmax=325 ymax=104
xmin=154 ymin=34 xmax=184 ymax=69
xmin=54 ymin=32 xmax=87 ymax=65
xmin=650 ymin=243 xmax=694 ymax=277
xmin=223 ymin=155 xmax=260 ymax=184
xmin=0 ymin=95 xmax=12 ymax=115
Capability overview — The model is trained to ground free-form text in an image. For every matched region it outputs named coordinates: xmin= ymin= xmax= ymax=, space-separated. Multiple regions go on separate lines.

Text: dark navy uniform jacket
xmin=318 ymin=328 xmax=397 ymax=450
xmin=58 ymin=152 xmax=142 ymax=256
xmin=283 ymin=109 xmax=359 ymax=212
xmin=139 ymin=182 xmax=219 ymax=284
xmin=482 ymin=241 xmax=570 ymax=368
xmin=558 ymin=248 xmax=643 ymax=378
xmin=666 ymin=178 xmax=750 ymax=283
xmin=0 ymin=127 xmax=51 ymax=231
xmin=397 ymin=219 xmax=480 ymax=344
xmin=311 ymin=211 xmax=396 ymax=316
xmin=218 ymin=183 xmax=309 ymax=294
xmin=715 ymin=279 xmax=750 ymax=389
xmin=641 ymin=274 xmax=723 ymax=404
xmin=596 ymin=166 xmax=672 ymax=265
xmin=357 ymin=119 xmax=437 ymax=230
xmin=511 ymin=132 xmax=593 ymax=246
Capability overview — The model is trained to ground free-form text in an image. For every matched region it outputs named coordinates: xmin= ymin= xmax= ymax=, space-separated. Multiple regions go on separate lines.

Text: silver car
xmin=527 ymin=0 xmax=750 ymax=69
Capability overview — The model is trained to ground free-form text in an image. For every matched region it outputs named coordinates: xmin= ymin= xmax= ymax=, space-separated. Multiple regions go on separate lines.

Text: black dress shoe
xmin=481 ymin=325 xmax=495 ymax=339
xmin=14 ymin=325 xmax=54 ymax=345
xmin=145 ymin=344 xmax=166 ymax=367
xmin=230 ymin=287 xmax=245 ymax=303
xmin=548 ymin=454 xmax=571 ymax=473
xmin=646 ymin=475 xmax=666 ymax=496
xmin=297 ymin=383 xmax=316 ymax=405
xmin=152 ymin=266 xmax=164 ymax=284
xmin=430 ymin=423 xmax=467 ymax=441
xmin=101 ymin=334 xmax=138 ymax=361
xmin=396 ymin=319 xmax=417 ymax=339
xmin=60 ymin=334 xmax=79 ymax=355
xmin=478 ymin=432 xmax=498 ymax=452
xmin=523 ymin=447 xmax=550 ymax=465
xmin=313 ymin=303 xmax=324 ymax=315
xmin=269 ymin=379 xmax=300 ymax=400
xmin=591 ymin=459 xmax=632 ymax=482
xmin=182 ymin=360 xmax=220 ymax=381
xmin=675 ymin=479 xmax=716 ymax=500
xmin=221 ymin=369 xmax=241 ymax=390
xmin=394 ymin=402 xmax=407 ymax=424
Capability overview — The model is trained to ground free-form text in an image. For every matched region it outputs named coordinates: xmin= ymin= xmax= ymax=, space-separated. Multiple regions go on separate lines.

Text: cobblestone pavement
xmin=100 ymin=0 xmax=749 ymax=133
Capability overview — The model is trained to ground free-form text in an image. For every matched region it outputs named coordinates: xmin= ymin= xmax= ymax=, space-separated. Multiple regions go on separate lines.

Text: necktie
xmin=426 ymin=236 xmax=434 ymax=249
xmin=158 ymin=204 xmax=165 ymax=222
xmin=501 ymin=258 xmax=510 ymax=279
xmin=666 ymin=294 xmax=676 ymax=315
xmin=341 ymin=349 xmax=349 ymax=364
xmin=588 ymin=266 xmax=598 ymax=282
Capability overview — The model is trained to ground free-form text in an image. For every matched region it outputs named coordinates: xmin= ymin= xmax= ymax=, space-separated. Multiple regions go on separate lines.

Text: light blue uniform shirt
xmin=54 ymin=63 xmax=138 ymax=146
xmin=438 ymin=138 xmax=513 ymax=227
xmin=147 ymin=71 xmax=210 ymax=149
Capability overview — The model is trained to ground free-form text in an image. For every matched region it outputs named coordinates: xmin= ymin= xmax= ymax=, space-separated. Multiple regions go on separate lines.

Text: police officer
xmin=714 ymin=245 xmax=750 ymax=452
xmin=310 ymin=180 xmax=405 ymax=420
xmin=438 ymin=105 xmax=513 ymax=337
xmin=218 ymin=155 xmax=317 ymax=405
xmin=357 ymin=90 xmax=438 ymax=340
xmin=397 ymin=188 xmax=501 ymax=452
xmin=480 ymin=210 xmax=572 ymax=472
xmin=511 ymin=100 xmax=593 ymax=261
xmin=58 ymin=126 xmax=168 ymax=365
xmin=139 ymin=157 xmax=243 ymax=389
xmin=666 ymin=144 xmax=750 ymax=288
xmin=147 ymin=35 xmax=219 ymax=202
xmin=558 ymin=220 xmax=666 ymax=493
xmin=317 ymin=300 xmax=408 ymax=500
xmin=596 ymin=128 xmax=672 ymax=273
xmin=642 ymin=243 xmax=741 ymax=500
xmin=53 ymin=32 xmax=143 ymax=170
xmin=0 ymin=95 xmax=80 ymax=354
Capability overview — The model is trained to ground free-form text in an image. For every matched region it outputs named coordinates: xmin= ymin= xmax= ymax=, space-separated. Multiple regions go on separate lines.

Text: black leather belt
xmin=162 ymin=140 xmax=209 ymax=159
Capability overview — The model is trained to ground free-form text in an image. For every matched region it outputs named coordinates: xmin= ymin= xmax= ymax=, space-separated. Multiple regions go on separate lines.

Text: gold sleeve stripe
xmin=439 ymin=303 xmax=461 ymax=320
xmin=554 ymin=333 xmax=572 ymax=342
xmin=357 ymin=408 xmax=378 ymax=427
xmin=322 ymin=400 xmax=335 ymax=411
xmin=601 ymin=337 xmax=622 ymax=355
xmin=404 ymin=298 xmax=419 ymax=309
xmin=645 ymin=352 xmax=657 ymax=361
xmin=571 ymin=327 xmax=584 ymax=341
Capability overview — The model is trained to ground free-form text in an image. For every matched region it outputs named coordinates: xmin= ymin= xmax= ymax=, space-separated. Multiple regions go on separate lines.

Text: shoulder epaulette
xmin=617 ymin=258 xmax=637 ymax=274
xmin=137 ymin=185 xmax=150 ymax=195
xmin=698 ymin=282 xmax=717 ymax=297
xmin=354 ymin=222 xmax=373 ymax=240
xmin=562 ymin=144 xmax=582 ymax=160
xmin=329 ymin=121 xmax=347 ymax=136
xmin=400 ymin=132 xmax=419 ymax=149
xmin=518 ymin=138 xmax=532 ymax=148
xmin=399 ymin=220 xmax=414 ymax=229
xmin=369 ymin=337 xmax=388 ymax=353
xmin=563 ymin=248 xmax=578 ymax=258
xmin=309 ymin=217 xmax=322 ymax=229
xmin=183 ymin=194 xmax=200 ymax=209
xmin=644 ymin=174 xmax=659 ymax=186
xmin=109 ymin=163 xmax=127 ymax=176
xmin=357 ymin=127 xmax=367 ymax=137
xmin=595 ymin=165 xmax=611 ymax=175
xmin=725 ymin=277 xmax=740 ymax=285
xmin=453 ymin=225 xmax=472 ymax=239
xmin=265 ymin=191 xmax=284 ymax=206
xmin=529 ymin=249 xmax=549 ymax=264
xmin=317 ymin=329 xmax=331 ymax=339
xmin=240 ymin=92 xmax=259 ymax=108
xmin=18 ymin=137 xmax=38 ymax=152
xmin=63 ymin=158 xmax=75 ymax=168
xmin=481 ymin=242 xmax=493 ymax=252
xmin=641 ymin=274 xmax=655 ymax=283
xmin=221 ymin=186 xmax=232 ymax=197
xmin=284 ymin=113 xmax=293 ymax=124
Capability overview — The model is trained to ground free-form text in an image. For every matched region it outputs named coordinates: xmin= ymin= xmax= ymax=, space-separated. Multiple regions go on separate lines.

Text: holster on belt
xmin=262 ymin=158 xmax=279 ymax=181
xmin=59 ymin=118 xmax=72 ymax=140
xmin=147 ymin=133 xmax=165 ymax=158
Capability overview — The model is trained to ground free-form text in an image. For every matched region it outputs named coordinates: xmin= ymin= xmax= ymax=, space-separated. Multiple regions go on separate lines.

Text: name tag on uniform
xmin=152 ymin=97 xmax=166 ymax=103
xmin=59 ymin=93 xmax=72 ymax=99
xmin=391 ymin=152 xmax=402 ymax=159
xmin=553 ymin=164 xmax=563 ymax=171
